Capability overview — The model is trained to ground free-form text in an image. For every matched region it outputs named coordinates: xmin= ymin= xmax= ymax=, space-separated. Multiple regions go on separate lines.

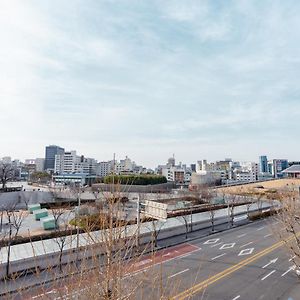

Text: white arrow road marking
xmin=211 ymin=253 xmax=226 ymax=261
xmin=289 ymin=255 xmax=296 ymax=262
xmin=220 ymin=243 xmax=235 ymax=250
xmin=232 ymin=296 xmax=241 ymax=300
xmin=238 ymin=248 xmax=254 ymax=256
xmin=204 ymin=238 xmax=220 ymax=245
xmin=281 ymin=265 xmax=296 ymax=277
xmin=240 ymin=241 xmax=253 ymax=248
xmin=168 ymin=268 xmax=189 ymax=279
xmin=262 ymin=258 xmax=278 ymax=269
xmin=261 ymin=270 xmax=276 ymax=281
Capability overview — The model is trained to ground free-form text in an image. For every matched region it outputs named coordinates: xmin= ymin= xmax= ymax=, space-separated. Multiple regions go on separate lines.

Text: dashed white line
xmin=261 ymin=270 xmax=276 ymax=281
xmin=237 ymin=233 xmax=247 ymax=238
xmin=232 ymin=296 xmax=241 ymax=300
xmin=168 ymin=268 xmax=189 ymax=278
xmin=211 ymin=242 xmax=223 ymax=248
xmin=240 ymin=242 xmax=253 ymax=248
xmin=211 ymin=253 xmax=226 ymax=261
xmin=264 ymin=233 xmax=272 ymax=238
xmin=257 ymin=226 xmax=265 ymax=231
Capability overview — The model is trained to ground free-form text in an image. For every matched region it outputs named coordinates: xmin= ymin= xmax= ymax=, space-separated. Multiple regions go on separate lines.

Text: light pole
xmin=76 ymin=183 xmax=82 ymax=265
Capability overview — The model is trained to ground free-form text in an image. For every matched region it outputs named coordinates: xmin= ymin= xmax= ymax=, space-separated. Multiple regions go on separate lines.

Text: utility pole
xmin=76 ymin=184 xmax=82 ymax=265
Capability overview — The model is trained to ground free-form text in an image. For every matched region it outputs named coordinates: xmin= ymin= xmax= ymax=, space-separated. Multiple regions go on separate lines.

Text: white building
xmin=97 ymin=161 xmax=113 ymax=177
xmin=232 ymin=162 xmax=259 ymax=182
xmin=35 ymin=158 xmax=45 ymax=172
xmin=54 ymin=151 xmax=97 ymax=175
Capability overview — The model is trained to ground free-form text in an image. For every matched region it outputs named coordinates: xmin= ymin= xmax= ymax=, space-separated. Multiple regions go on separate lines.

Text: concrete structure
xmin=34 ymin=209 xmax=48 ymax=220
xmin=41 ymin=216 xmax=56 ymax=230
xmin=28 ymin=204 xmax=41 ymax=213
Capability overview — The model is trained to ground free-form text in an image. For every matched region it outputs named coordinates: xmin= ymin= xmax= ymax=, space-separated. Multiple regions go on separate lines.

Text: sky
xmin=1 ymin=0 xmax=300 ymax=168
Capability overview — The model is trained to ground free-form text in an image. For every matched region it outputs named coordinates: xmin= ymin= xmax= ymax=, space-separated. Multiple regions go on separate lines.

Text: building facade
xmin=45 ymin=145 xmax=65 ymax=172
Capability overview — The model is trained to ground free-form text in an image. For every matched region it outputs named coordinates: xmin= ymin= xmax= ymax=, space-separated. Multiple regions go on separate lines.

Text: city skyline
xmin=0 ymin=144 xmax=295 ymax=170
xmin=1 ymin=1 xmax=300 ymax=166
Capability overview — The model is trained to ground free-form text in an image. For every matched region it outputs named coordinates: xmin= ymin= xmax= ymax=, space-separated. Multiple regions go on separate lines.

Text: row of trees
xmin=103 ymin=174 xmax=167 ymax=185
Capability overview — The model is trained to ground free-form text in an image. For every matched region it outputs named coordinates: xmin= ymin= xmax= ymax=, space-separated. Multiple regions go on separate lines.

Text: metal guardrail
xmin=0 ymin=187 xmax=23 ymax=193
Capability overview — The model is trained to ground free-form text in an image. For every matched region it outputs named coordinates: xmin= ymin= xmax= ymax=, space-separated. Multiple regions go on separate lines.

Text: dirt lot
xmin=220 ymin=178 xmax=300 ymax=194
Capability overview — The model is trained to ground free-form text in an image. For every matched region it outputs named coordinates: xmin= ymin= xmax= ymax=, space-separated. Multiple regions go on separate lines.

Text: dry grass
xmin=220 ymin=179 xmax=300 ymax=194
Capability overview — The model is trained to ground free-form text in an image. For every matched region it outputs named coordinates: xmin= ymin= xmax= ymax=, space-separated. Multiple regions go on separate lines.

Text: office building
xmin=45 ymin=145 xmax=64 ymax=172
xmin=259 ymin=156 xmax=268 ymax=173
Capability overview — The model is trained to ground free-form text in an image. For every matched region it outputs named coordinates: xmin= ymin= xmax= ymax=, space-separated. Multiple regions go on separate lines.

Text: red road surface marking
xmin=128 ymin=243 xmax=200 ymax=274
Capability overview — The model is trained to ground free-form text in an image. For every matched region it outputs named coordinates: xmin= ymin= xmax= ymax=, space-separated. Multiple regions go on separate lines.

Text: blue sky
xmin=1 ymin=0 xmax=300 ymax=167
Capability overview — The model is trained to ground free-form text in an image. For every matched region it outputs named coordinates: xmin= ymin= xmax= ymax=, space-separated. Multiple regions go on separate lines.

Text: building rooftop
xmin=282 ymin=165 xmax=300 ymax=173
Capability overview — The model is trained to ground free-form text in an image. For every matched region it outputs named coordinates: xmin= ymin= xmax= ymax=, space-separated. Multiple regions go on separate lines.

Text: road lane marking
xmin=261 ymin=270 xmax=276 ymax=281
xmin=238 ymin=248 xmax=254 ymax=256
xmin=289 ymin=255 xmax=296 ymax=262
xmin=126 ymin=245 xmax=200 ymax=277
xmin=262 ymin=258 xmax=278 ymax=269
xmin=281 ymin=266 xmax=296 ymax=277
xmin=171 ymin=235 xmax=296 ymax=300
xmin=211 ymin=242 xmax=222 ymax=248
xmin=240 ymin=242 xmax=253 ymax=248
xmin=211 ymin=253 xmax=226 ymax=261
xmin=232 ymin=296 xmax=240 ymax=300
xmin=237 ymin=233 xmax=247 ymax=238
xmin=257 ymin=226 xmax=265 ymax=231
xmin=264 ymin=234 xmax=272 ymax=238
xmin=169 ymin=268 xmax=190 ymax=279
xmin=220 ymin=243 xmax=235 ymax=250
xmin=204 ymin=238 xmax=220 ymax=245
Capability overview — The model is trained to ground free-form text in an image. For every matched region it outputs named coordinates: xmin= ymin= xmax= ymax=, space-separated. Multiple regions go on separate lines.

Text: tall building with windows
xmin=259 ymin=155 xmax=268 ymax=173
xmin=54 ymin=150 xmax=97 ymax=175
xmin=45 ymin=145 xmax=65 ymax=172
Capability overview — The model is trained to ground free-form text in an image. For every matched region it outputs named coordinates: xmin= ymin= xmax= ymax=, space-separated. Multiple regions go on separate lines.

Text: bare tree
xmin=276 ymin=190 xmax=300 ymax=272
xmin=150 ymin=219 xmax=165 ymax=249
xmin=177 ymin=208 xmax=192 ymax=239
xmin=0 ymin=163 xmax=15 ymax=189
xmin=208 ymin=202 xmax=217 ymax=232
xmin=10 ymin=210 xmax=28 ymax=237
xmin=227 ymin=194 xmax=238 ymax=228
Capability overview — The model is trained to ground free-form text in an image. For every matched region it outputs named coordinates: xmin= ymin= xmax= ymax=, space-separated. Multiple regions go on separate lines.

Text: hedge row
xmin=103 ymin=175 xmax=167 ymax=185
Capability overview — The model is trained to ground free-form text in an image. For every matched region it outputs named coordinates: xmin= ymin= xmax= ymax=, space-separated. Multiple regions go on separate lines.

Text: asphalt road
xmin=146 ymin=219 xmax=300 ymax=300
xmin=7 ymin=218 xmax=300 ymax=300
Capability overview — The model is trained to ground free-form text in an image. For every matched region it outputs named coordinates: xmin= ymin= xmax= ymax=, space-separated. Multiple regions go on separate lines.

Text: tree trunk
xmin=6 ymin=221 xmax=12 ymax=278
